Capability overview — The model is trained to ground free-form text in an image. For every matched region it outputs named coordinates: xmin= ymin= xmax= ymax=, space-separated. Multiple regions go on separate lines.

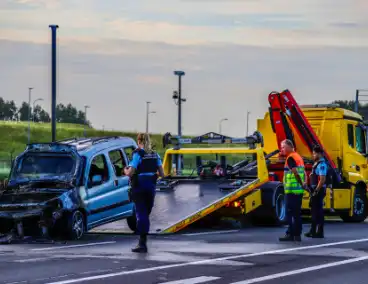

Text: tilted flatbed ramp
xmin=92 ymin=177 xmax=266 ymax=234
xmin=92 ymin=131 xmax=270 ymax=234
xmin=157 ymin=178 xmax=266 ymax=233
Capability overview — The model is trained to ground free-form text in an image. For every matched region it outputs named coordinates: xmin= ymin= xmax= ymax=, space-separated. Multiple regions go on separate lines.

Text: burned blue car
xmin=0 ymin=136 xmax=138 ymax=242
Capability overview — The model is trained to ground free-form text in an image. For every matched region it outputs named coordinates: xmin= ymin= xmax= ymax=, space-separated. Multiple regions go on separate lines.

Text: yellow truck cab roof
xmin=300 ymin=105 xmax=363 ymax=122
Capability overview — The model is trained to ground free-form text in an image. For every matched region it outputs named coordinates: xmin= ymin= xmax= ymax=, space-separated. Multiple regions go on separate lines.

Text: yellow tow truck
xmin=257 ymin=89 xmax=368 ymax=222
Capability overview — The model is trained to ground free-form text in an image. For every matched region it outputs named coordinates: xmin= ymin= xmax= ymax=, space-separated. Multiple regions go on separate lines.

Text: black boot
xmin=132 ymin=234 xmax=148 ymax=253
xmin=304 ymin=224 xmax=316 ymax=238
xmin=313 ymin=225 xmax=324 ymax=238
xmin=279 ymin=234 xmax=294 ymax=242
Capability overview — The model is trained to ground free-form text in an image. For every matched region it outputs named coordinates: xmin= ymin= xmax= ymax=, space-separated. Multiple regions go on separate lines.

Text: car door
xmin=104 ymin=148 xmax=133 ymax=220
xmin=84 ymin=151 xmax=118 ymax=227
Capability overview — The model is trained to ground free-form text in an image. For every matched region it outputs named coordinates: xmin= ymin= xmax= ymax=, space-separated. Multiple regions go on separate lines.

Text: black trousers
xmin=310 ymin=187 xmax=326 ymax=227
xmin=131 ymin=190 xmax=155 ymax=235
xmin=285 ymin=194 xmax=303 ymax=237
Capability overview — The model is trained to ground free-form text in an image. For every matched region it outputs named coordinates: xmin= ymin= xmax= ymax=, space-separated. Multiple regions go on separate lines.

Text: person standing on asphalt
xmin=305 ymin=145 xmax=327 ymax=238
xmin=124 ymin=133 xmax=165 ymax=253
xmin=279 ymin=139 xmax=307 ymax=242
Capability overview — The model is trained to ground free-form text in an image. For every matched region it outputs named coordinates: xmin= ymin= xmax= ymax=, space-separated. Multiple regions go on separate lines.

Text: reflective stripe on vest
xmin=283 ymin=152 xmax=305 ymax=194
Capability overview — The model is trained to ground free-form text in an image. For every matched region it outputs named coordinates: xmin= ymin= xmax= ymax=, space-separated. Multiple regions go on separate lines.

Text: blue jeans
xmin=285 ymin=194 xmax=303 ymax=237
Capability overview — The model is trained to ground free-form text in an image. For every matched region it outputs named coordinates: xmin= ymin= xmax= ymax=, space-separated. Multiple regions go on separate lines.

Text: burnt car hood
xmin=0 ymin=190 xmax=64 ymax=207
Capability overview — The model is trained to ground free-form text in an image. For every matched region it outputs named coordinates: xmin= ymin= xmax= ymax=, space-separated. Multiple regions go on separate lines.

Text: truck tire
xmin=340 ymin=185 xmax=368 ymax=223
xmin=250 ymin=182 xmax=287 ymax=226
xmin=273 ymin=185 xmax=287 ymax=225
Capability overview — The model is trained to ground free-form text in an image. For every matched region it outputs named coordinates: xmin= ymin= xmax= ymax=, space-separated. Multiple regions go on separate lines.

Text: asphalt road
xmin=1 ymin=221 xmax=368 ymax=284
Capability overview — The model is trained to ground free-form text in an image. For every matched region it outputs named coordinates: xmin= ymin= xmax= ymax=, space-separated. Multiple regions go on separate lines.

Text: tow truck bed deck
xmin=150 ymin=181 xmax=236 ymax=233
xmin=92 ymin=178 xmax=263 ymax=234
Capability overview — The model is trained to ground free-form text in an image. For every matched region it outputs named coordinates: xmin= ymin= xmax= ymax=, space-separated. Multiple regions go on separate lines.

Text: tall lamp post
xmin=84 ymin=105 xmax=90 ymax=137
xmin=218 ymin=118 xmax=228 ymax=134
xmin=173 ymin=70 xmax=186 ymax=175
xmin=49 ymin=24 xmax=59 ymax=142
xmin=145 ymin=101 xmax=156 ymax=133
xmin=27 ymin=87 xmax=33 ymax=144
xmin=246 ymin=111 xmax=250 ymax=136
xmin=32 ymin=98 xmax=44 ymax=122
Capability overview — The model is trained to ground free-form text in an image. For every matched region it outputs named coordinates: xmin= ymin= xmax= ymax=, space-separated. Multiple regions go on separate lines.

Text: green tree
xmin=18 ymin=102 xmax=30 ymax=121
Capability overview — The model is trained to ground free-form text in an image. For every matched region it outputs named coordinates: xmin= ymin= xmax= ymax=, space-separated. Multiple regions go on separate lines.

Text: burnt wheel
xmin=66 ymin=210 xmax=85 ymax=240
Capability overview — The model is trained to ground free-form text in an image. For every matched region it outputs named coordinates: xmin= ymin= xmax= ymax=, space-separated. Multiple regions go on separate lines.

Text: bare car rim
xmin=72 ymin=211 xmax=84 ymax=239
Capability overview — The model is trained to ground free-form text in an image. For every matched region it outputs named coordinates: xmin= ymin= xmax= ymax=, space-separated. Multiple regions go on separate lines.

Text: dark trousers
xmin=310 ymin=188 xmax=326 ymax=227
xmin=131 ymin=189 xmax=155 ymax=234
xmin=285 ymin=193 xmax=303 ymax=237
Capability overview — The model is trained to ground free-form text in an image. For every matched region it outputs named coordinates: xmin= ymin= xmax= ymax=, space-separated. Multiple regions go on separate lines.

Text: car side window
xmin=88 ymin=154 xmax=109 ymax=187
xmin=108 ymin=149 xmax=126 ymax=177
xmin=123 ymin=146 xmax=135 ymax=163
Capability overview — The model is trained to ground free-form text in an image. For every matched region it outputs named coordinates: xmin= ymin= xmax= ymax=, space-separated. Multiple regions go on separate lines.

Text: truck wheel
xmin=250 ymin=182 xmax=287 ymax=226
xmin=273 ymin=186 xmax=287 ymax=225
xmin=66 ymin=210 xmax=85 ymax=240
xmin=127 ymin=208 xmax=137 ymax=233
xmin=341 ymin=187 xmax=367 ymax=223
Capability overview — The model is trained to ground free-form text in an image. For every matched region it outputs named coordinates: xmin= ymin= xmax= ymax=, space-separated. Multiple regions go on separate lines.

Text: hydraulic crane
xmin=268 ymin=89 xmax=341 ymax=184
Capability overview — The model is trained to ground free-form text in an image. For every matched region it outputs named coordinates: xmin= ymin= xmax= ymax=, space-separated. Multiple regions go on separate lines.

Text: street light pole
xmin=146 ymin=101 xmax=150 ymax=133
xmin=246 ymin=111 xmax=250 ymax=136
xmin=173 ymin=71 xmax=186 ymax=136
xmin=218 ymin=118 xmax=228 ymax=134
xmin=27 ymin=87 xmax=33 ymax=143
xmin=173 ymin=70 xmax=186 ymax=175
xmin=84 ymin=105 xmax=90 ymax=137
xmin=49 ymin=24 xmax=59 ymax=142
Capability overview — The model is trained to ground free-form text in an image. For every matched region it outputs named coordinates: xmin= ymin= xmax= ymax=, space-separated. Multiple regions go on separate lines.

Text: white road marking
xmin=44 ymin=237 xmax=368 ymax=284
xmin=30 ymin=241 xmax=116 ymax=251
xmin=230 ymin=255 xmax=368 ymax=284
xmin=159 ymin=276 xmax=221 ymax=284
xmin=50 ymin=253 xmax=252 ymax=266
xmin=183 ymin=230 xmax=239 ymax=236
xmin=13 ymin=257 xmax=53 ymax=263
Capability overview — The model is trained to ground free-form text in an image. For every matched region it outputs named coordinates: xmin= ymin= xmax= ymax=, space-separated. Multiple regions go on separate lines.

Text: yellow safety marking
xmin=161 ymin=178 xmax=268 ymax=234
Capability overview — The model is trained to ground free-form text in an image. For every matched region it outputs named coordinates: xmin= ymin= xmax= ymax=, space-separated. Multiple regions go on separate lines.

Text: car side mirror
xmin=91 ymin=175 xmax=102 ymax=186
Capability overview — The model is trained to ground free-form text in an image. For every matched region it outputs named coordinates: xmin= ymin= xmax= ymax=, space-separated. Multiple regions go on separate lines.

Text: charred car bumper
xmin=0 ymin=200 xmax=66 ymax=239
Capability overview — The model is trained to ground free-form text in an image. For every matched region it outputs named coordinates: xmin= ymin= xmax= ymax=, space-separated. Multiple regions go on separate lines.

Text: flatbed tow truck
xmin=94 ymin=89 xmax=368 ymax=235
xmin=94 ymin=131 xmax=288 ymax=234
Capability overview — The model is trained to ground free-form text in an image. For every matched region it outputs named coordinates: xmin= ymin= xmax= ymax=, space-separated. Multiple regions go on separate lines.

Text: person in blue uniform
xmin=305 ymin=145 xmax=327 ymax=238
xmin=124 ymin=133 xmax=164 ymax=253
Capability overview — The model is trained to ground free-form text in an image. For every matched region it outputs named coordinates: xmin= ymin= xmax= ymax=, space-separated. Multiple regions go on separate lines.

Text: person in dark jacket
xmin=124 ymin=133 xmax=164 ymax=253
xmin=305 ymin=145 xmax=327 ymax=238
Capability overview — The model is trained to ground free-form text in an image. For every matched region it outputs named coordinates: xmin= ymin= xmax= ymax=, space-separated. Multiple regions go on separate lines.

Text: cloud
xmin=1 ymin=0 xmax=368 ymax=135
xmin=1 ymin=38 xmax=367 ymax=136
xmin=1 ymin=0 xmax=368 ymax=47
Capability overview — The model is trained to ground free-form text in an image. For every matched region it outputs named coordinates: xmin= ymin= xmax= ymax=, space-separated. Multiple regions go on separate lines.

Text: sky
xmin=1 ymin=0 xmax=368 ymax=137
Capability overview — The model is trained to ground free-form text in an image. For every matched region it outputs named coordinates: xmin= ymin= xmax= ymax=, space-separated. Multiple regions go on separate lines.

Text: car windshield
xmin=12 ymin=153 xmax=76 ymax=180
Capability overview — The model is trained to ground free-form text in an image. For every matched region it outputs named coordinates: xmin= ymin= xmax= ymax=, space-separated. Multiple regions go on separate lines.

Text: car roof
xmin=58 ymin=136 xmax=137 ymax=157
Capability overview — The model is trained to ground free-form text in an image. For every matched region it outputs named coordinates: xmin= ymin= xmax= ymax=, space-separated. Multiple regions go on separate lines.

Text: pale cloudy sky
xmin=1 ymin=0 xmax=368 ymax=137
